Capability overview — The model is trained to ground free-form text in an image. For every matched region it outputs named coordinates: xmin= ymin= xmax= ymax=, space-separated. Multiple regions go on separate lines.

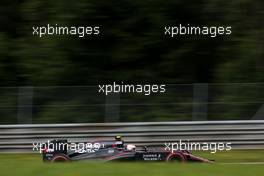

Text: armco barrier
xmin=0 ymin=120 xmax=264 ymax=152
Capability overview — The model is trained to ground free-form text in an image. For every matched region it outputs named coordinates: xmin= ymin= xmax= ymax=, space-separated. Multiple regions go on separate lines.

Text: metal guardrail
xmin=0 ymin=120 xmax=264 ymax=152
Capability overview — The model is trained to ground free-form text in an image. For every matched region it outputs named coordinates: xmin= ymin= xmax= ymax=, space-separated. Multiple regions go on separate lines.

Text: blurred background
xmin=0 ymin=0 xmax=263 ymax=124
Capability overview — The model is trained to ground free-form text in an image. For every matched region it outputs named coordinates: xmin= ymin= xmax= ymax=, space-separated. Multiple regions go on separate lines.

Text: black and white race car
xmin=41 ymin=137 xmax=213 ymax=163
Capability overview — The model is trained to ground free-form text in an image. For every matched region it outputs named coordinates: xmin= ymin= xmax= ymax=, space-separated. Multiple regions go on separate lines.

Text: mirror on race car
xmin=126 ymin=144 xmax=136 ymax=151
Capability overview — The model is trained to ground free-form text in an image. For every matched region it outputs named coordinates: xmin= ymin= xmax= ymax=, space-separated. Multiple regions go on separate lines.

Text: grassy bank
xmin=0 ymin=150 xmax=263 ymax=176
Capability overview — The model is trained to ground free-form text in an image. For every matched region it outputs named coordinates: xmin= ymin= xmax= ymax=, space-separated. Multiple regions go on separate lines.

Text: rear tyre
xmin=166 ymin=153 xmax=185 ymax=162
xmin=51 ymin=154 xmax=70 ymax=162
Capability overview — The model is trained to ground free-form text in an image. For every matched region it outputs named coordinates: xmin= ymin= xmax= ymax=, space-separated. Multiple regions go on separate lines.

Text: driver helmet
xmin=115 ymin=135 xmax=122 ymax=141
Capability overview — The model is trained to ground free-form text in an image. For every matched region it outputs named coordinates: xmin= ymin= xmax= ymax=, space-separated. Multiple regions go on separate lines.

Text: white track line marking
xmin=219 ymin=162 xmax=264 ymax=165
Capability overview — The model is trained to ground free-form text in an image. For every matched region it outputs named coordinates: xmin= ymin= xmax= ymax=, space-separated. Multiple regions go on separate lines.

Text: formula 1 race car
xmin=41 ymin=137 xmax=213 ymax=163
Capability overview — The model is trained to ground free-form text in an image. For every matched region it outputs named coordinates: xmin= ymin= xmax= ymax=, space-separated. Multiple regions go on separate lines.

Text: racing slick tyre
xmin=51 ymin=154 xmax=70 ymax=162
xmin=166 ymin=153 xmax=185 ymax=162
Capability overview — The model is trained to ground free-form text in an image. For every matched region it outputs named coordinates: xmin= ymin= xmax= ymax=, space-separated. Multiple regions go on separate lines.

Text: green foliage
xmin=0 ymin=1 xmax=263 ymax=123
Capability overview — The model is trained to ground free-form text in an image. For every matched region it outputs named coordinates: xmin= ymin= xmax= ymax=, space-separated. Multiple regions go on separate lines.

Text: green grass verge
xmin=0 ymin=150 xmax=264 ymax=176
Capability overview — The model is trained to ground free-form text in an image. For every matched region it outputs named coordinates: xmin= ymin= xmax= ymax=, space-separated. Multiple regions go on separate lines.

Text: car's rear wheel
xmin=166 ymin=153 xmax=185 ymax=162
xmin=51 ymin=154 xmax=70 ymax=162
